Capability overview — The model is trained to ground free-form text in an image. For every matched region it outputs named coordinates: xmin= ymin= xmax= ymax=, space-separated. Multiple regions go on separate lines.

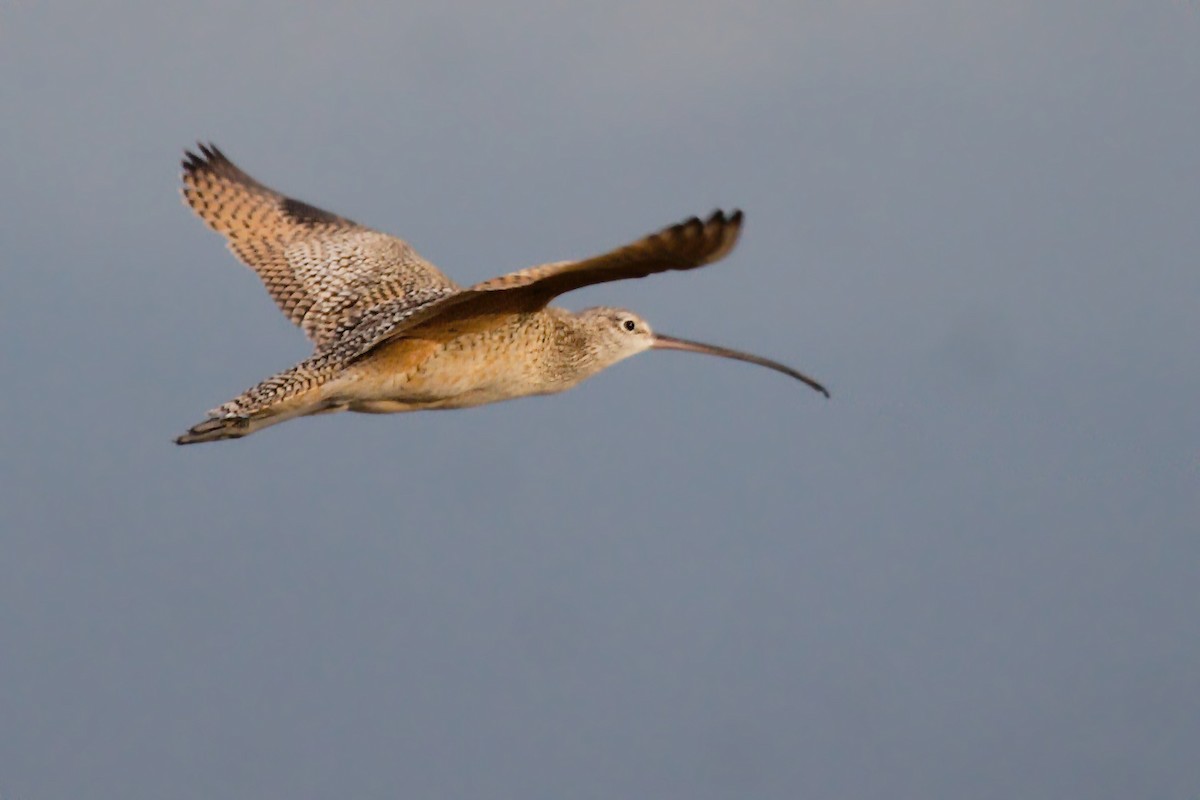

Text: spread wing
xmin=319 ymin=210 xmax=745 ymax=366
xmin=466 ymin=209 xmax=743 ymax=299
xmin=181 ymin=143 xmax=459 ymax=347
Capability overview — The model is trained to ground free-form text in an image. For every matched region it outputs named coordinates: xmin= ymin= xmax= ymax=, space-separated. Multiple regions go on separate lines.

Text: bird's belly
xmin=331 ymin=333 xmax=563 ymax=413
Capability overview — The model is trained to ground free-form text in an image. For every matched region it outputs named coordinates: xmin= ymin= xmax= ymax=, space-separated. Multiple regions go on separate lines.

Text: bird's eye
xmin=623 ymin=319 xmax=636 ymax=332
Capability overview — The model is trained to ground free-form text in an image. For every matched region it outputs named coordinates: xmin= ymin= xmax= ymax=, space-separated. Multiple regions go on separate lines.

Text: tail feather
xmin=175 ymin=354 xmax=342 ymax=445
xmin=175 ymin=415 xmax=252 ymax=445
xmin=174 ymin=401 xmax=323 ymax=444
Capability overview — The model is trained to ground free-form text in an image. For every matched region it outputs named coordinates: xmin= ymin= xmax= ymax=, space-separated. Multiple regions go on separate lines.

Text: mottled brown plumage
xmin=176 ymin=145 xmax=826 ymax=444
xmin=182 ymin=144 xmax=460 ymax=347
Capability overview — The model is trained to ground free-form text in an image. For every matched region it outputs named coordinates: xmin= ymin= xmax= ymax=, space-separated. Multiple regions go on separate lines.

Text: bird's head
xmin=577 ymin=306 xmax=657 ymax=364
xmin=575 ymin=306 xmax=829 ymax=396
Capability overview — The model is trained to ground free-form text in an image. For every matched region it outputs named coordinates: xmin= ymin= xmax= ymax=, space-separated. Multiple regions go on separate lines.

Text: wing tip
xmin=715 ymin=208 xmax=743 ymax=252
xmin=668 ymin=207 xmax=742 ymax=234
xmin=706 ymin=208 xmax=743 ymax=230
xmin=658 ymin=208 xmax=744 ymax=263
xmin=181 ymin=141 xmax=236 ymax=180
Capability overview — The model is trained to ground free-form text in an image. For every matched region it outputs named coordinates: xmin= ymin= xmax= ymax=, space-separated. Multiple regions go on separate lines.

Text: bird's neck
xmin=537 ymin=308 xmax=611 ymax=389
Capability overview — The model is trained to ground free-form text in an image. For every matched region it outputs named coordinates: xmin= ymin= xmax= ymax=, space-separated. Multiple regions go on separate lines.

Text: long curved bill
xmin=651 ymin=334 xmax=829 ymax=397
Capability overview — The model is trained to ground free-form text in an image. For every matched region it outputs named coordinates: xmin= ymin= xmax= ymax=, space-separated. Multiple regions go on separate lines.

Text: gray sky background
xmin=2 ymin=2 xmax=1198 ymax=798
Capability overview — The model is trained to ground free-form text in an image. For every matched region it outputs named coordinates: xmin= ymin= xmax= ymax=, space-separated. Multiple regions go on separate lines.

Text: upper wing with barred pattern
xmin=181 ymin=144 xmax=458 ymax=347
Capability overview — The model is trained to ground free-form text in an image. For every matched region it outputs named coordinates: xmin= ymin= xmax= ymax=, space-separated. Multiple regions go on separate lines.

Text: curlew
xmin=175 ymin=144 xmax=827 ymax=444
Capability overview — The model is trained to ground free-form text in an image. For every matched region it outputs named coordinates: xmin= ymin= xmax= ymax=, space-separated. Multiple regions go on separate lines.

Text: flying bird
xmin=175 ymin=144 xmax=827 ymax=444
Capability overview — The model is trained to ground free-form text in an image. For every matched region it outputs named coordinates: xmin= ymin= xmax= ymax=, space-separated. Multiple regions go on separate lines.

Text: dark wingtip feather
xmin=705 ymin=208 xmax=743 ymax=227
xmin=182 ymin=142 xmax=233 ymax=178
xmin=181 ymin=149 xmax=203 ymax=172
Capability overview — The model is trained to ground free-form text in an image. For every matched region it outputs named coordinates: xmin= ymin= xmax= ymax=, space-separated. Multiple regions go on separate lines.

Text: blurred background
xmin=1 ymin=2 xmax=1197 ymax=798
